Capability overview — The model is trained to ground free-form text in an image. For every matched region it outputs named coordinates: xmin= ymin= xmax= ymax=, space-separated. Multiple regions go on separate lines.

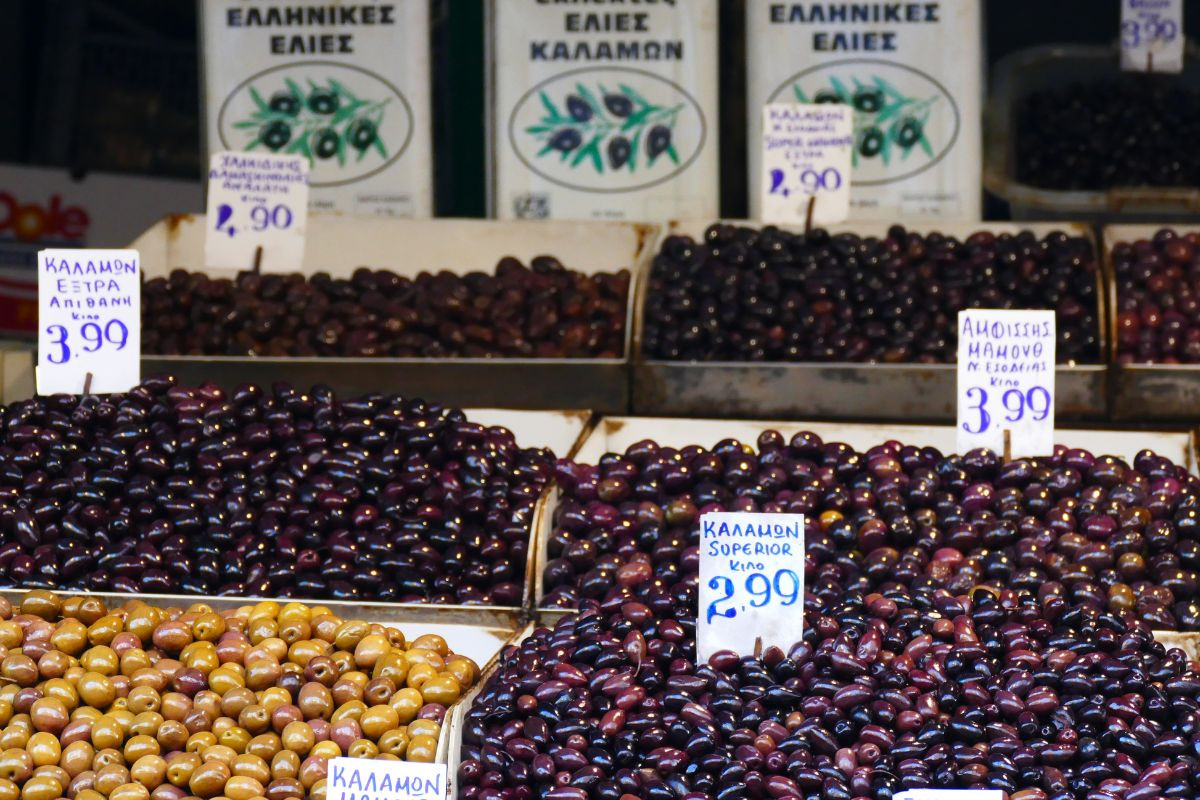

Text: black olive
xmin=608 ymin=136 xmax=631 ymax=169
xmin=347 ymin=119 xmax=377 ymax=151
xmin=858 ymin=127 xmax=884 ymax=158
xmin=260 ymin=121 xmax=291 ymax=151
xmin=566 ymin=95 xmax=593 ymax=122
xmin=647 ymin=126 xmax=672 ymax=161
xmin=308 ymin=88 xmax=339 ymax=115
xmin=604 ymin=94 xmax=634 ymax=118
xmin=853 ymin=89 xmax=884 ymax=113
xmin=549 ymin=128 xmax=582 ymax=153
xmin=313 ymin=128 xmax=340 ymax=159
xmin=269 ymin=91 xmax=300 ymax=116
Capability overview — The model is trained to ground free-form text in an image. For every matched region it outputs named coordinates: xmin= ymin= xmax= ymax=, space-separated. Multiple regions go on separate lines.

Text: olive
xmin=268 ymin=92 xmax=300 ymax=116
xmin=858 ymin=126 xmax=884 ymax=157
xmin=853 ymin=88 xmax=884 ymax=112
xmin=347 ymin=119 xmax=377 ymax=151
xmin=260 ymin=121 xmax=291 ymax=152
xmin=565 ymin=95 xmax=592 ymax=122
xmin=603 ymin=94 xmax=633 ymax=118
xmin=549 ymin=128 xmax=582 ymax=153
xmin=307 ymin=89 xmax=339 ymax=115
xmin=896 ymin=116 xmax=922 ymax=149
xmin=607 ymin=136 xmax=631 ymax=170
xmin=646 ymin=125 xmax=671 ymax=161
xmin=312 ymin=129 xmax=340 ymax=160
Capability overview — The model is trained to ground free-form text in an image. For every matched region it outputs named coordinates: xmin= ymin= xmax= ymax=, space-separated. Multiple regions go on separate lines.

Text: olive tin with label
xmin=488 ymin=0 xmax=720 ymax=221
xmin=200 ymin=0 xmax=432 ymax=217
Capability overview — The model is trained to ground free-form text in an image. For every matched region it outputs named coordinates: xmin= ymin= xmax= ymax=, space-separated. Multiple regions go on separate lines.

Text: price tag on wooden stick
xmin=698 ymin=512 xmax=806 ymax=662
xmin=1121 ymin=0 xmax=1184 ymax=73
xmin=956 ymin=309 xmax=1056 ymax=459
xmin=204 ymin=151 xmax=309 ymax=273
xmin=760 ymin=103 xmax=852 ymax=227
xmin=36 ymin=249 xmax=140 ymax=395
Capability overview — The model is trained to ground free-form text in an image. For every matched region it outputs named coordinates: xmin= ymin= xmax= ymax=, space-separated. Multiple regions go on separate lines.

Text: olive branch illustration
xmin=524 ymin=82 xmax=683 ymax=174
xmin=793 ymin=75 xmax=938 ymax=168
xmin=231 ymin=77 xmax=391 ymax=167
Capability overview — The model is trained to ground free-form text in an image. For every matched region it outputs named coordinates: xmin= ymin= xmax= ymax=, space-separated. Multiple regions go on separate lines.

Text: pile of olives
xmin=0 ymin=590 xmax=479 ymax=800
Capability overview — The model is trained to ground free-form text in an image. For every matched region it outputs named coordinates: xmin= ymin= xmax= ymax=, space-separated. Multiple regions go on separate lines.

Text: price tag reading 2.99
xmin=956 ymin=309 xmax=1056 ymax=459
xmin=698 ymin=512 xmax=806 ymax=662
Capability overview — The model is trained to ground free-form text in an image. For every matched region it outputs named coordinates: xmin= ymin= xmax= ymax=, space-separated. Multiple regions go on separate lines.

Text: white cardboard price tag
xmin=698 ymin=512 xmax=805 ymax=662
xmin=760 ymin=103 xmax=852 ymax=226
xmin=956 ymin=309 xmax=1056 ymax=458
xmin=327 ymin=758 xmax=444 ymax=800
xmin=1121 ymin=0 xmax=1184 ymax=73
xmin=36 ymin=249 xmax=140 ymax=395
xmin=204 ymin=151 xmax=309 ymax=273
xmin=895 ymin=791 xmax=1003 ymax=800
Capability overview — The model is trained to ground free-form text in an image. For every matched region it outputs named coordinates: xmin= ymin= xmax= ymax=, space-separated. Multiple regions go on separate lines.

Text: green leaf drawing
xmin=230 ymin=76 xmax=390 ymax=169
xmin=524 ymin=82 xmax=683 ymax=175
xmin=791 ymin=73 xmax=941 ymax=169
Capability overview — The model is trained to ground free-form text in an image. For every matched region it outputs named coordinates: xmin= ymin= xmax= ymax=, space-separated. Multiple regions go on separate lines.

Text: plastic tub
xmin=985 ymin=44 xmax=1200 ymax=222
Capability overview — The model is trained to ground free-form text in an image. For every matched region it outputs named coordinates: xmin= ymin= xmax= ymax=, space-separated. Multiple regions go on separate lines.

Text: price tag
xmin=956 ymin=309 xmax=1055 ymax=458
xmin=36 ymin=249 xmax=140 ymax=395
xmin=1121 ymin=0 xmax=1184 ymax=73
xmin=698 ymin=512 xmax=805 ymax=662
xmin=760 ymin=103 xmax=852 ymax=226
xmin=895 ymin=791 xmax=1003 ymax=800
xmin=327 ymin=758 xmax=445 ymax=800
xmin=204 ymin=151 xmax=309 ymax=273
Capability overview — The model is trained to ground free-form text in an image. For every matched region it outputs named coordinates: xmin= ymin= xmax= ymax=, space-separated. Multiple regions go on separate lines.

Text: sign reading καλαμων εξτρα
xmin=956 ymin=309 xmax=1056 ymax=459
xmin=326 ymin=758 xmax=445 ymax=800
xmin=760 ymin=103 xmax=852 ymax=226
xmin=1121 ymin=0 xmax=1183 ymax=73
xmin=37 ymin=249 xmax=140 ymax=396
xmin=698 ymin=512 xmax=806 ymax=662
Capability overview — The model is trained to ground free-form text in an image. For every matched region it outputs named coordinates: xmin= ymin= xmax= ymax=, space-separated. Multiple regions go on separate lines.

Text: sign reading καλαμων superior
xmin=492 ymin=0 xmax=719 ymax=221
xmin=746 ymin=0 xmax=981 ymax=223
xmin=200 ymin=0 xmax=430 ymax=217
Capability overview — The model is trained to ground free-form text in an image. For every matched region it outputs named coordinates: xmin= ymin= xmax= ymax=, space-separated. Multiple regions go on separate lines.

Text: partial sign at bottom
xmin=326 ymin=758 xmax=445 ymax=800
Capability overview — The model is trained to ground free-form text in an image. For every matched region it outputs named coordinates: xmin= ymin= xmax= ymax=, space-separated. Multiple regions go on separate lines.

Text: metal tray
xmin=532 ymin=416 xmax=1197 ymax=616
xmin=985 ymin=44 xmax=1200 ymax=222
xmin=631 ymin=221 xmax=1110 ymax=422
xmin=0 ymin=589 xmax=527 ymax=766
xmin=131 ymin=214 xmax=658 ymax=413
xmin=1105 ymin=224 xmax=1200 ymax=422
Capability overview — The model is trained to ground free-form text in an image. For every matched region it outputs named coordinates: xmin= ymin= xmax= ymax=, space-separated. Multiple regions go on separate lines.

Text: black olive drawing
xmin=566 ymin=95 xmax=593 ymax=122
xmin=307 ymin=88 xmax=339 ymax=115
xmin=268 ymin=91 xmax=300 ymax=116
xmin=549 ymin=128 xmax=583 ymax=153
xmin=347 ymin=119 xmax=377 ymax=151
xmin=858 ymin=126 xmax=884 ymax=157
xmin=896 ymin=117 xmax=922 ymax=149
xmin=646 ymin=126 xmax=672 ymax=161
xmin=815 ymin=89 xmax=842 ymax=104
xmin=604 ymin=94 xmax=633 ymax=118
xmin=853 ymin=89 xmax=884 ymax=113
xmin=608 ymin=136 xmax=632 ymax=169
xmin=313 ymin=128 xmax=340 ymax=159
xmin=260 ymin=120 xmax=291 ymax=151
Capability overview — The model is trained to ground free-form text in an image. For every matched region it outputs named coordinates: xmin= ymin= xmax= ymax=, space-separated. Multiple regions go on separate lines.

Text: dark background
xmin=0 ymin=1 xmax=1191 ymax=217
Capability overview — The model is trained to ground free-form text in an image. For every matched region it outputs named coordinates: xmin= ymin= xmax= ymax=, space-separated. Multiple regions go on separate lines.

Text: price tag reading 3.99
xmin=1120 ymin=0 xmax=1183 ymax=73
xmin=956 ymin=309 xmax=1056 ymax=458
xmin=698 ymin=512 xmax=806 ymax=662
xmin=37 ymin=249 xmax=141 ymax=395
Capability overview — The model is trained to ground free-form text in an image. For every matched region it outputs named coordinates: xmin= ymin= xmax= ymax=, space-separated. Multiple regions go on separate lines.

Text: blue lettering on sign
xmin=959 ymin=311 xmax=1055 ymax=437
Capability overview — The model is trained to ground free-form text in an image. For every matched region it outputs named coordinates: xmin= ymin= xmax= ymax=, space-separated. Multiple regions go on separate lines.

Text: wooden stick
xmin=252 ymin=245 xmax=264 ymax=275
xmin=753 ymin=636 xmax=763 ymax=659
xmin=804 ymin=195 xmax=817 ymax=234
xmin=1148 ymin=50 xmax=1155 ymax=73
xmin=1003 ymin=429 xmax=1012 ymax=463
xmin=83 ymin=372 xmax=93 ymax=395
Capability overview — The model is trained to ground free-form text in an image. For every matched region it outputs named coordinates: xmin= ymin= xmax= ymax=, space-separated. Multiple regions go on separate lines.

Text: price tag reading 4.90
xmin=204 ymin=151 xmax=309 ymax=273
xmin=36 ymin=249 xmax=140 ymax=395
xmin=698 ymin=512 xmax=805 ymax=662
xmin=956 ymin=309 xmax=1056 ymax=459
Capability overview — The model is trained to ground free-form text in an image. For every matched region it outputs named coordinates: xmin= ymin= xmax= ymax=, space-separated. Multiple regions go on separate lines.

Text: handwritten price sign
xmin=698 ymin=512 xmax=806 ymax=661
xmin=1121 ymin=0 xmax=1183 ymax=73
xmin=760 ymin=103 xmax=851 ymax=226
xmin=37 ymin=249 xmax=140 ymax=395
xmin=956 ymin=309 xmax=1056 ymax=458
xmin=204 ymin=151 xmax=309 ymax=273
